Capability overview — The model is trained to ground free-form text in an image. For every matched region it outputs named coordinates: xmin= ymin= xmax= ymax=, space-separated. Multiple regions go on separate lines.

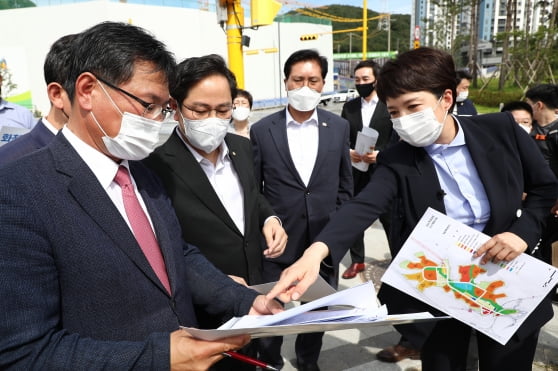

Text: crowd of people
xmin=0 ymin=20 xmax=557 ymax=371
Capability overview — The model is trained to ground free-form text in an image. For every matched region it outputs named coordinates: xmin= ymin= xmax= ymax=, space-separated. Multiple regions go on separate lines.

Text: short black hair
xmin=501 ymin=101 xmax=533 ymax=115
xmin=235 ymin=89 xmax=253 ymax=109
xmin=170 ymin=54 xmax=237 ymax=106
xmin=354 ymin=59 xmax=380 ymax=79
xmin=44 ymin=33 xmax=78 ymax=86
xmin=456 ymin=69 xmax=472 ymax=83
xmin=377 ymin=47 xmax=456 ymax=108
xmin=525 ymin=84 xmax=558 ymax=110
xmin=283 ymin=49 xmax=328 ymax=80
xmin=65 ymin=21 xmax=176 ymax=101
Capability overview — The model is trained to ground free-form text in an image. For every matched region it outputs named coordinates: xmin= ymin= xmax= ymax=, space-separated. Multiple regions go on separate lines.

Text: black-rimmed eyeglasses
xmin=96 ymin=76 xmax=173 ymax=121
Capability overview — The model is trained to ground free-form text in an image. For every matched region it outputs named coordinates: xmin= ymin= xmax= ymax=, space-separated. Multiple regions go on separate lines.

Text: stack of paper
xmin=182 ymin=281 xmax=439 ymax=340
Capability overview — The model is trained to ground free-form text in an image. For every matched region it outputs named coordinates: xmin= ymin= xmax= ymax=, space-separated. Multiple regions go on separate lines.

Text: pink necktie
xmin=114 ymin=166 xmax=171 ymax=294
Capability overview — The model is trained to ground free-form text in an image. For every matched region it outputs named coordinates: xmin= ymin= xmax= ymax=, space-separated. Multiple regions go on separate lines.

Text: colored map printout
xmin=382 ymin=208 xmax=558 ymax=345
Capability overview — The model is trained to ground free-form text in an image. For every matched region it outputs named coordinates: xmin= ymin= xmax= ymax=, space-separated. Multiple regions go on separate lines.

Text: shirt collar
xmin=41 ymin=117 xmax=61 ymax=135
xmin=61 ymin=126 xmax=125 ymax=190
xmin=361 ymin=95 xmax=378 ymax=106
xmin=177 ymin=127 xmax=230 ymax=165
xmin=424 ymin=115 xmax=466 ymax=155
xmin=285 ymin=107 xmax=319 ymax=127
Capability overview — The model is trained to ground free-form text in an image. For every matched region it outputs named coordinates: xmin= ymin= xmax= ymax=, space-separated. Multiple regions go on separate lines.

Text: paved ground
xmin=277 ymin=221 xmax=558 ymax=371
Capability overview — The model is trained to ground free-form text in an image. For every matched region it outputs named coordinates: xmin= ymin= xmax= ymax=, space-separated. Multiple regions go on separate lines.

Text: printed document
xmin=382 ymin=207 xmax=558 ymax=345
xmin=352 ymin=127 xmax=378 ymax=172
xmin=182 ymin=281 xmax=441 ymax=340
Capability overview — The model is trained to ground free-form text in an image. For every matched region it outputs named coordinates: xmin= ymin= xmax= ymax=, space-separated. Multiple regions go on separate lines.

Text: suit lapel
xmin=369 ymin=101 xmax=390 ymax=128
xmin=226 ymin=136 xmax=252 ymax=235
xmin=131 ymin=162 xmax=180 ymax=294
xmin=51 ymin=135 xmax=170 ymax=295
xmin=460 ymin=121 xmax=502 ymax=231
xmin=268 ymin=112 xmax=305 ymax=185
xmin=162 ymin=132 xmax=241 ymax=234
xmin=308 ymin=110 xmax=332 ymax=186
xmin=409 ymin=147 xmax=446 ymax=217
xmin=347 ymin=99 xmax=364 ymax=131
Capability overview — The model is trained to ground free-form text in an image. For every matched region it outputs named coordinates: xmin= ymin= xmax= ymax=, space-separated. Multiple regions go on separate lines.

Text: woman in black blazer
xmin=268 ymin=47 xmax=557 ymax=371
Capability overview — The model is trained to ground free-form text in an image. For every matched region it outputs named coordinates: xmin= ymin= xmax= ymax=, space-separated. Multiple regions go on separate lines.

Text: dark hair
xmin=65 ymin=22 xmax=176 ymax=100
xmin=525 ymin=84 xmax=558 ymax=110
xmin=354 ymin=59 xmax=380 ymax=79
xmin=501 ymin=101 xmax=533 ymax=115
xmin=235 ymin=89 xmax=253 ymax=109
xmin=283 ymin=49 xmax=328 ymax=79
xmin=170 ymin=54 xmax=237 ymax=105
xmin=377 ymin=47 xmax=456 ymax=107
xmin=456 ymin=69 xmax=472 ymax=84
xmin=44 ymin=33 xmax=78 ymax=86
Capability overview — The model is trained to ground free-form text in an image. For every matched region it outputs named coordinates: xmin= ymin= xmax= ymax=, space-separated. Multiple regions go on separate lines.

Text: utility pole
xmin=362 ymin=0 xmax=367 ymax=60
xmin=222 ymin=0 xmax=281 ymax=89
xmin=226 ymin=0 xmax=245 ymax=88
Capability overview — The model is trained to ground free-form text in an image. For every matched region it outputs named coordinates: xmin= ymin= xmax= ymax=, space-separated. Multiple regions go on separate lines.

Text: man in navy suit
xmin=268 ymin=48 xmax=557 ymax=371
xmin=0 ymin=22 xmax=281 ymax=370
xmin=251 ymin=49 xmax=353 ymax=371
xmin=0 ymin=33 xmax=75 ymax=166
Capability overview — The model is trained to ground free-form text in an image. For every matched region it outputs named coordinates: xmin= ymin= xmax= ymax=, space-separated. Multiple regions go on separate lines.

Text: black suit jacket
xmin=251 ymin=108 xmax=353 ymax=271
xmin=341 ymin=97 xmax=393 ymax=152
xmin=144 ymin=131 xmax=275 ymax=286
xmin=0 ymin=119 xmax=55 ymax=166
xmin=315 ymin=112 xmax=557 ymax=347
xmin=341 ymin=97 xmax=394 ymax=192
xmin=0 ymin=133 xmax=259 ymax=369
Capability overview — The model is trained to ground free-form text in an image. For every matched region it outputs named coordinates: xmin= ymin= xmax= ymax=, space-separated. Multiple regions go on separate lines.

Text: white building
xmin=0 ymin=1 xmax=334 ymax=114
xmin=411 ymin=0 xmax=556 ymax=46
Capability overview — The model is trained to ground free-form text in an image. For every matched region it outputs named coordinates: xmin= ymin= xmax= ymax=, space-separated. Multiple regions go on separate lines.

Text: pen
xmin=222 ymin=351 xmax=279 ymax=371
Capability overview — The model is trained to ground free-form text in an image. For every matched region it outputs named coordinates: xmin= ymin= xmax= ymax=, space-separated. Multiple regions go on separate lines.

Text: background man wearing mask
xmin=453 ymin=69 xmax=477 ymax=116
xmin=251 ymin=48 xmax=353 ymax=371
xmin=340 ymin=59 xmax=394 ymax=280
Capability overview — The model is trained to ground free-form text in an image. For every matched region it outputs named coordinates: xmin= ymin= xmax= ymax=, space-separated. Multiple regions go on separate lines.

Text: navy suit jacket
xmin=0 ymin=133 xmax=258 ymax=369
xmin=144 ymin=131 xmax=275 ymax=286
xmin=0 ymin=119 xmax=55 ymax=166
xmin=251 ymin=108 xmax=353 ymax=271
xmin=315 ymin=112 xmax=557 ymax=347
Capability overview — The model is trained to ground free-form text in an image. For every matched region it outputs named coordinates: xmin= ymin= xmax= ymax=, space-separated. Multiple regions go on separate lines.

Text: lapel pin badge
xmin=322 ymin=122 xmax=328 ymax=127
xmin=232 ymin=151 xmax=237 ymax=156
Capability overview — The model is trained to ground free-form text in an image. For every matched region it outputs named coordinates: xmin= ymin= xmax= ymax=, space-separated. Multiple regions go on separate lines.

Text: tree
xmin=0 ymin=0 xmax=36 ymax=9
xmin=0 ymin=61 xmax=18 ymax=98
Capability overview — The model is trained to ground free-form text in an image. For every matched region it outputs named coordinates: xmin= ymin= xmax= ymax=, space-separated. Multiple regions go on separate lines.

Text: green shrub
xmin=469 ymin=89 xmax=524 ymax=108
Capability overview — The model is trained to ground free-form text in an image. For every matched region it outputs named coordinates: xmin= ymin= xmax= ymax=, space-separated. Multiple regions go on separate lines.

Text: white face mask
xmin=180 ymin=111 xmax=229 ymax=153
xmin=391 ymin=98 xmax=447 ymax=147
xmin=456 ymin=91 xmax=468 ymax=102
xmin=91 ymin=83 xmax=167 ymax=161
xmin=232 ymin=106 xmax=251 ymax=121
xmin=287 ymin=86 xmax=321 ymax=112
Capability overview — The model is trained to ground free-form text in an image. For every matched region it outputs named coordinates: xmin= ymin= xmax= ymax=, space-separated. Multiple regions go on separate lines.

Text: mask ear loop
xmin=97 ymin=80 xmax=124 ymax=116
xmin=89 ymin=81 xmax=125 ymax=139
xmin=435 ymin=94 xmax=450 ymax=125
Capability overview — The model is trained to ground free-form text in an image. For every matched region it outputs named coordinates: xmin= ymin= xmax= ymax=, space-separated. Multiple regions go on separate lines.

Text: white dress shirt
xmin=361 ymin=95 xmax=378 ymax=128
xmin=61 ymin=126 xmax=156 ymax=234
xmin=285 ymin=108 xmax=319 ymax=186
xmin=180 ymin=135 xmax=246 ymax=235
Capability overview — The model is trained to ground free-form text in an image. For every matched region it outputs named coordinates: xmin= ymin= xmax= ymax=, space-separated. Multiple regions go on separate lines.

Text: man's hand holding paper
xmin=352 ymin=127 xmax=379 ymax=172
